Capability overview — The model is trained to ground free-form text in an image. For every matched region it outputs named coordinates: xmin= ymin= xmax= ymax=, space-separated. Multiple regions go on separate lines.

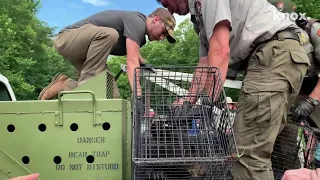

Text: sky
xmin=36 ymin=0 xmax=190 ymax=34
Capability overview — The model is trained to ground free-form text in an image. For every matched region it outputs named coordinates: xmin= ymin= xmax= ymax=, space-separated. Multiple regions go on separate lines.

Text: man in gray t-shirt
xmin=38 ymin=8 xmax=176 ymax=100
xmin=157 ymin=0 xmax=311 ymax=179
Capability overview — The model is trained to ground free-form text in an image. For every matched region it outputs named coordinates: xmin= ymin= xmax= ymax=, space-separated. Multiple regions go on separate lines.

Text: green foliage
xmin=2 ymin=0 xmax=319 ymax=101
xmin=0 ymin=0 xmax=73 ymax=100
xmin=107 ymin=56 xmax=131 ymax=99
xmin=141 ymin=20 xmax=200 ymax=66
xmin=292 ymin=0 xmax=320 ymax=19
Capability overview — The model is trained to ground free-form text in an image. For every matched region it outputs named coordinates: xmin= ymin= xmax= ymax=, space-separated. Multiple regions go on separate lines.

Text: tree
xmin=292 ymin=0 xmax=320 ymax=19
xmin=0 ymin=0 xmax=74 ymax=100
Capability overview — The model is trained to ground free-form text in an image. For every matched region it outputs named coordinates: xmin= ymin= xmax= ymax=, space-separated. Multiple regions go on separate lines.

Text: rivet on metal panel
xmin=0 ymin=148 xmax=35 ymax=178
xmin=96 ymin=111 xmax=102 ymax=125
xmin=57 ymin=90 xmax=97 ymax=126
xmin=54 ymin=112 xmax=60 ymax=126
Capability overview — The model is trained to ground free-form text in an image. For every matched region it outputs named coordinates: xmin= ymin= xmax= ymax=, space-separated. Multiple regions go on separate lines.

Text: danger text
xmin=77 ymin=137 xmax=105 ymax=143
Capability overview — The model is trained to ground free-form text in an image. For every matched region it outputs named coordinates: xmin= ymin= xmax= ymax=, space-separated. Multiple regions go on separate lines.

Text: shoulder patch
xmin=300 ymin=33 xmax=307 ymax=44
xmin=318 ymin=29 xmax=320 ymax=36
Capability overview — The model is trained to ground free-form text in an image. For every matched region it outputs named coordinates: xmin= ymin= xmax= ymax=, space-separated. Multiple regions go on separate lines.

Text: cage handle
xmin=56 ymin=90 xmax=97 ymax=126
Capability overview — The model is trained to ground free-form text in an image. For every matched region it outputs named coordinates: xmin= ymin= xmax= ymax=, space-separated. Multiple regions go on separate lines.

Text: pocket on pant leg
xmin=287 ymin=50 xmax=310 ymax=93
xmin=290 ymin=50 xmax=310 ymax=65
xmin=241 ymin=84 xmax=272 ymax=127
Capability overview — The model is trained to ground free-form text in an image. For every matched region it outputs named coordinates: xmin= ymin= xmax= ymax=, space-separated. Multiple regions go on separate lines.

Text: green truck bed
xmin=0 ymin=71 xmax=132 ymax=180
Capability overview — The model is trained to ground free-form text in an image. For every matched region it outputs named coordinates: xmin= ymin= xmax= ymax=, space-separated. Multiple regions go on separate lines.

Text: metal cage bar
xmin=271 ymin=121 xmax=320 ymax=180
xmin=132 ymin=66 xmax=238 ymax=179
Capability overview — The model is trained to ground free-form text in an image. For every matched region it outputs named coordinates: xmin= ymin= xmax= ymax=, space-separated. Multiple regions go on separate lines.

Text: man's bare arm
xmin=309 ymin=78 xmax=320 ymax=101
xmin=208 ymin=20 xmax=230 ymax=85
xmin=179 ymin=20 xmax=230 ymax=104
xmin=126 ymin=38 xmax=141 ymax=96
xmin=203 ymin=20 xmax=231 ymax=100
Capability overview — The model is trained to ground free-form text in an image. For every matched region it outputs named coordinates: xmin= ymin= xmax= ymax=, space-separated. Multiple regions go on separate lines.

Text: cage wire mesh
xmin=307 ymin=128 xmax=320 ymax=169
xmin=271 ymin=121 xmax=320 ymax=180
xmin=132 ymin=66 xmax=238 ymax=179
xmin=106 ymin=69 xmax=119 ymax=99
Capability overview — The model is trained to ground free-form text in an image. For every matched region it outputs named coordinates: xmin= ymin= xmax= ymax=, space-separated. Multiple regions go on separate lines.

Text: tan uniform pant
xmin=53 ymin=24 xmax=120 ymax=98
xmin=230 ymin=37 xmax=310 ymax=180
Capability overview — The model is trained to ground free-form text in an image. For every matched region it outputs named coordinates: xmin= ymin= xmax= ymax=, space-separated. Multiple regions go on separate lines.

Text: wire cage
xmin=271 ymin=121 xmax=320 ymax=180
xmin=132 ymin=66 xmax=238 ymax=179
xmin=307 ymin=128 xmax=320 ymax=169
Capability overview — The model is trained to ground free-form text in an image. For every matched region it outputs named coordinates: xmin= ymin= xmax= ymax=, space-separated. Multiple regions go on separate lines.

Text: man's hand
xmin=291 ymin=97 xmax=317 ymax=122
xmin=173 ymin=98 xmax=186 ymax=106
xmin=282 ymin=168 xmax=320 ymax=180
xmin=126 ymin=38 xmax=142 ymax=96
xmin=9 ymin=173 xmax=39 ymax=180
xmin=139 ymin=54 xmax=145 ymax=65
xmin=170 ymin=100 xmax=192 ymax=117
xmin=173 ymin=97 xmax=196 ymax=106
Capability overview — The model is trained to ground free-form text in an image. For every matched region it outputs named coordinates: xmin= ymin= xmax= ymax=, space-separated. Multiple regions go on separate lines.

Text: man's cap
xmin=268 ymin=0 xmax=296 ymax=13
xmin=152 ymin=8 xmax=176 ymax=43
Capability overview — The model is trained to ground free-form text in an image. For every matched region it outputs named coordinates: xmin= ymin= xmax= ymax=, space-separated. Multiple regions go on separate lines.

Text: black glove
xmin=290 ymin=97 xmax=317 ymax=123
